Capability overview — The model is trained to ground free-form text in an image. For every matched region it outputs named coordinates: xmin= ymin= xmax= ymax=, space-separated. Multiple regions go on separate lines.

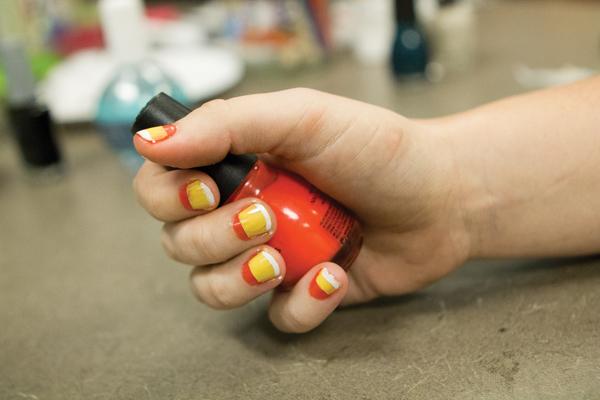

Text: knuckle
xmin=191 ymin=224 xmax=223 ymax=264
xmin=132 ymin=162 xmax=152 ymax=199
xmin=288 ymin=89 xmax=328 ymax=136
xmin=132 ymin=175 xmax=152 ymax=212
xmin=203 ymin=276 xmax=237 ymax=310
xmin=160 ymin=226 xmax=179 ymax=262
xmin=144 ymin=191 xmax=169 ymax=221
xmin=134 ymin=179 xmax=165 ymax=220
xmin=189 ymin=269 xmax=205 ymax=301
xmin=199 ymin=98 xmax=229 ymax=115
xmin=300 ymin=104 xmax=327 ymax=135
xmin=145 ymin=196 xmax=161 ymax=219
xmin=288 ymin=87 xmax=321 ymax=101
xmin=132 ymin=173 xmax=143 ymax=197
xmin=132 ymin=165 xmax=169 ymax=221
xmin=281 ymin=305 xmax=311 ymax=333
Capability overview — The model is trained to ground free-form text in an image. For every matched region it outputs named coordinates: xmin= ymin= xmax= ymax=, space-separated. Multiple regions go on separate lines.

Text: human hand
xmin=133 ymin=88 xmax=471 ymax=332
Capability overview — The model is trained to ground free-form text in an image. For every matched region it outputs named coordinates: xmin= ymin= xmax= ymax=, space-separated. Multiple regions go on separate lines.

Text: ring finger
xmin=161 ymin=198 xmax=277 ymax=266
xmin=190 ymin=246 xmax=286 ymax=309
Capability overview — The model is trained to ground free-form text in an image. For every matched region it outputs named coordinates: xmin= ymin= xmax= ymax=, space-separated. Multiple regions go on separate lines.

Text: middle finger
xmin=161 ymin=198 xmax=277 ymax=266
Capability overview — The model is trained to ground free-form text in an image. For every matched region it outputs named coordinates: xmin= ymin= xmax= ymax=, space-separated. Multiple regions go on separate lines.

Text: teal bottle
xmin=95 ymin=0 xmax=188 ymax=171
xmin=96 ymin=61 xmax=187 ymax=171
xmin=391 ymin=0 xmax=428 ymax=77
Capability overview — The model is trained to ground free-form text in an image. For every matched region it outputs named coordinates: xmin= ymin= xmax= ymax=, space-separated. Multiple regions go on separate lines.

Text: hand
xmin=133 ymin=88 xmax=471 ymax=332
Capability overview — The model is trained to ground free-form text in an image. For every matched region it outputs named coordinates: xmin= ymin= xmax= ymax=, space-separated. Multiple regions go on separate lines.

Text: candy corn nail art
xmin=233 ymin=204 xmax=272 ymax=240
xmin=309 ymin=267 xmax=340 ymax=299
xmin=135 ymin=124 xmax=176 ymax=143
xmin=179 ymin=180 xmax=215 ymax=211
xmin=242 ymin=251 xmax=281 ymax=285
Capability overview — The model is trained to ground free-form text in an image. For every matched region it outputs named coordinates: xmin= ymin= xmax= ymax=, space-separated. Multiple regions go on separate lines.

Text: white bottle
xmin=352 ymin=0 xmax=395 ymax=65
xmin=421 ymin=0 xmax=477 ymax=79
xmin=96 ymin=0 xmax=187 ymax=171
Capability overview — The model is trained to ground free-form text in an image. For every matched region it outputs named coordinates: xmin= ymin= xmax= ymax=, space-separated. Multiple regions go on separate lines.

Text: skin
xmin=133 ymin=78 xmax=600 ymax=333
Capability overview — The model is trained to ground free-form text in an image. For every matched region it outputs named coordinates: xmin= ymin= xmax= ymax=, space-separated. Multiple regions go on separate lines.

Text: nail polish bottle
xmin=132 ymin=93 xmax=363 ymax=288
xmin=0 ymin=39 xmax=63 ymax=178
xmin=96 ymin=0 xmax=188 ymax=172
xmin=391 ymin=0 xmax=429 ymax=78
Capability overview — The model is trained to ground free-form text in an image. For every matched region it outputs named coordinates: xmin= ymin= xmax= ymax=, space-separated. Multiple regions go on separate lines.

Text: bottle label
xmin=233 ymin=164 xmax=361 ymax=286
xmin=309 ymin=188 xmax=354 ymax=244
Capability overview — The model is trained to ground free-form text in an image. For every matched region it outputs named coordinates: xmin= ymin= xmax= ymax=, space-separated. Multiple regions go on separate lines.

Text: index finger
xmin=132 ymin=88 xmax=354 ymax=169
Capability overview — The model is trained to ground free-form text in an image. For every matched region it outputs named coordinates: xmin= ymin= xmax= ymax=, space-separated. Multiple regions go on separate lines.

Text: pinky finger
xmin=268 ymin=263 xmax=348 ymax=333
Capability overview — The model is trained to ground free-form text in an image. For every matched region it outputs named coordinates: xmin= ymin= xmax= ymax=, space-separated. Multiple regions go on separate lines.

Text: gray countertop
xmin=1 ymin=1 xmax=600 ymax=399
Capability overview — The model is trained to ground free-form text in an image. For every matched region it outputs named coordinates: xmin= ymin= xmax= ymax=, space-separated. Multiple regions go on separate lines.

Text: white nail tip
xmin=320 ymin=267 xmax=340 ymax=289
xmin=261 ymin=251 xmax=280 ymax=277
xmin=136 ymin=129 xmax=153 ymax=141
xmin=200 ymin=182 xmax=216 ymax=206
xmin=253 ymin=204 xmax=272 ymax=231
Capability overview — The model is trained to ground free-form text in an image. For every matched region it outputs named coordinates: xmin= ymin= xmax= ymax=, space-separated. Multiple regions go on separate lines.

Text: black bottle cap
xmin=8 ymin=105 xmax=62 ymax=168
xmin=131 ymin=93 xmax=256 ymax=204
xmin=131 ymin=92 xmax=191 ymax=133
xmin=395 ymin=0 xmax=417 ymax=23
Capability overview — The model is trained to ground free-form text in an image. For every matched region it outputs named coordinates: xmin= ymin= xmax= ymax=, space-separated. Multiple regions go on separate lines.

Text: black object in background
xmin=7 ymin=105 xmax=61 ymax=168
xmin=391 ymin=0 xmax=429 ymax=77
xmin=1 ymin=39 xmax=62 ymax=171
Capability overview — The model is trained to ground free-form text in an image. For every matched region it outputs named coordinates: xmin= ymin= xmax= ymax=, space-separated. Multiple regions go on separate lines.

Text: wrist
xmin=424 ymin=115 xmax=494 ymax=260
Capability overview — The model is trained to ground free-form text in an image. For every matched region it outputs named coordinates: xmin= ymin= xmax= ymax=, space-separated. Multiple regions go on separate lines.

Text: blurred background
xmin=2 ymin=0 xmax=598 ymax=176
xmin=2 ymin=1 xmax=600 ymax=398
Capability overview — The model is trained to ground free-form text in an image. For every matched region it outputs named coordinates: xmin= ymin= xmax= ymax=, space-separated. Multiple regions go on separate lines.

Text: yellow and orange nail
xmin=179 ymin=180 xmax=215 ymax=211
xmin=242 ymin=251 xmax=281 ymax=285
xmin=309 ymin=267 xmax=340 ymax=299
xmin=135 ymin=124 xmax=176 ymax=143
xmin=233 ymin=203 xmax=272 ymax=240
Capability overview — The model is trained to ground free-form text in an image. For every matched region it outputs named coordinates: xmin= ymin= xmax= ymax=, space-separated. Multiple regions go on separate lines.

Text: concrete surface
xmin=2 ymin=1 xmax=600 ymax=399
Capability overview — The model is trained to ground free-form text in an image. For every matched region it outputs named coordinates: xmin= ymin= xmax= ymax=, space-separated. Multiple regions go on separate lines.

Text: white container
xmin=421 ymin=0 xmax=477 ymax=79
xmin=352 ymin=0 xmax=395 ymax=65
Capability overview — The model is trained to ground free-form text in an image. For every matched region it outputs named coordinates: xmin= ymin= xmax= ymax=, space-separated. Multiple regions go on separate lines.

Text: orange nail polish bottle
xmin=132 ymin=93 xmax=362 ymax=287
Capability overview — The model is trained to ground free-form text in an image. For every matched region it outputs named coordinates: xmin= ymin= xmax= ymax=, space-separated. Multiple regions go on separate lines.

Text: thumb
xmin=133 ymin=88 xmax=407 ymax=210
xmin=133 ymin=88 xmax=381 ymax=170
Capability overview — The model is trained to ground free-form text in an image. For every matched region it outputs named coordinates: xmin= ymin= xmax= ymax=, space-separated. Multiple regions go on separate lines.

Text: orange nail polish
xmin=232 ymin=203 xmax=272 ymax=240
xmin=179 ymin=180 xmax=215 ymax=210
xmin=132 ymin=93 xmax=363 ymax=288
xmin=241 ymin=251 xmax=281 ymax=285
xmin=309 ymin=267 xmax=341 ymax=299
xmin=135 ymin=124 xmax=176 ymax=143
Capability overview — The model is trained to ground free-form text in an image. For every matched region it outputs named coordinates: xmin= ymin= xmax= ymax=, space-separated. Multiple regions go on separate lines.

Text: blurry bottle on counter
xmin=391 ymin=0 xmax=429 ymax=78
xmin=0 ymin=39 xmax=63 ymax=180
xmin=96 ymin=0 xmax=188 ymax=172
xmin=421 ymin=0 xmax=476 ymax=81
xmin=351 ymin=0 xmax=395 ymax=65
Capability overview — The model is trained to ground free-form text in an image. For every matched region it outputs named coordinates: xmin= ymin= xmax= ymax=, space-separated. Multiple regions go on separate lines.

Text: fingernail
xmin=233 ymin=203 xmax=272 ymax=240
xmin=179 ymin=180 xmax=215 ymax=211
xmin=242 ymin=251 xmax=281 ymax=285
xmin=309 ymin=267 xmax=340 ymax=299
xmin=135 ymin=124 xmax=176 ymax=143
